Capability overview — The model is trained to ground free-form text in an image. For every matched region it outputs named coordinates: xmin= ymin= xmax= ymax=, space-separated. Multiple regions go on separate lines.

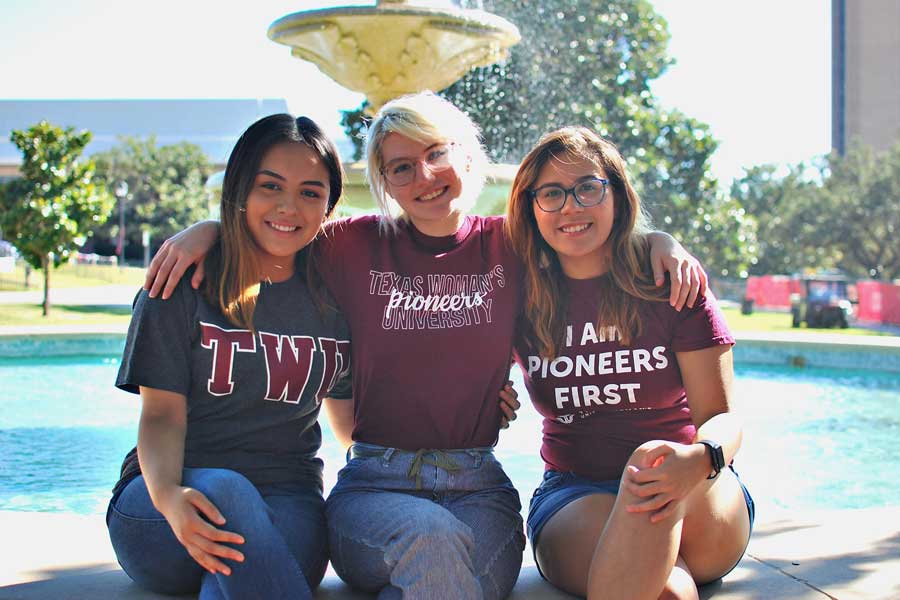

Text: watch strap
xmin=698 ymin=440 xmax=725 ymax=480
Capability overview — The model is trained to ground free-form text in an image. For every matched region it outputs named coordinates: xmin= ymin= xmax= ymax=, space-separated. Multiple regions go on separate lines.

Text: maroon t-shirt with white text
xmin=513 ymin=275 xmax=734 ymax=481
xmin=318 ymin=215 xmax=523 ymax=450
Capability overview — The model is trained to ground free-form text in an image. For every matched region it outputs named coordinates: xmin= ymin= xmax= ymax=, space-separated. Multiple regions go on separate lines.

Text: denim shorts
xmin=527 ymin=465 xmax=755 ymax=553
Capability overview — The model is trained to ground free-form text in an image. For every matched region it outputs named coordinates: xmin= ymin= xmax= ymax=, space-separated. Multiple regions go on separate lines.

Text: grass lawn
xmin=2 ymin=302 xmax=894 ymax=336
xmin=0 ymin=262 xmax=146 ymax=291
xmin=720 ymin=307 xmax=893 ymax=336
xmin=1 ymin=260 xmax=896 ymax=337
xmin=0 ymin=303 xmax=133 ymax=327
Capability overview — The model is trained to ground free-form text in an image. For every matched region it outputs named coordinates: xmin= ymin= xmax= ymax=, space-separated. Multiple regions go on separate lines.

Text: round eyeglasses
xmin=381 ymin=144 xmax=454 ymax=187
xmin=529 ymin=178 xmax=609 ymax=212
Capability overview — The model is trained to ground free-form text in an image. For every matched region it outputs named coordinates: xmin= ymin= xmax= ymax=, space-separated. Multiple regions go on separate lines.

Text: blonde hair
xmin=505 ymin=127 xmax=669 ymax=357
xmin=365 ymin=92 xmax=490 ymax=234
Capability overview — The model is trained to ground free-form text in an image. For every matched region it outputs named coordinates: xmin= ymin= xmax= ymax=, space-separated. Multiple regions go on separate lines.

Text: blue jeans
xmin=325 ymin=443 xmax=526 ymax=600
xmin=106 ymin=468 xmax=327 ymax=599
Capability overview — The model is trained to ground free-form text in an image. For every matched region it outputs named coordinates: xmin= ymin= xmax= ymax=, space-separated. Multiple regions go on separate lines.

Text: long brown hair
xmin=505 ymin=127 xmax=669 ymax=357
xmin=203 ymin=114 xmax=343 ymax=330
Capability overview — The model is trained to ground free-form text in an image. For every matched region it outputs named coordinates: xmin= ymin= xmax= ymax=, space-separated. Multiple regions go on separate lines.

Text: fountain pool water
xmin=2 ymin=343 xmax=898 ymax=516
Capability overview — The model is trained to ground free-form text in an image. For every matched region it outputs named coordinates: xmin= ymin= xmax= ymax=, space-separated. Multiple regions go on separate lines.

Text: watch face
xmin=702 ymin=440 xmax=725 ymax=478
xmin=711 ymin=444 xmax=725 ymax=469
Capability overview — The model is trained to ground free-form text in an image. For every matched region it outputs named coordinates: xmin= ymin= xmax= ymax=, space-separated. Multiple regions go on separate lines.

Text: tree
xmin=733 ymin=140 xmax=900 ymax=280
xmin=91 ymin=137 xmax=213 ymax=259
xmin=341 ymin=0 xmax=756 ymax=276
xmin=0 ymin=122 xmax=114 ymax=315
xmin=730 ymin=164 xmax=831 ymax=276
xmin=818 ymin=141 xmax=900 ymax=280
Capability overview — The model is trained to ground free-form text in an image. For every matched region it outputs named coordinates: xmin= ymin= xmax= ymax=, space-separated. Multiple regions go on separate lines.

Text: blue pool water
xmin=1 ymin=351 xmax=898 ymax=515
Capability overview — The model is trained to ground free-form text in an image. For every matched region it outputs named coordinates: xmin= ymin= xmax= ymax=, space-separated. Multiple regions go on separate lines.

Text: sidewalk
xmin=1 ymin=507 xmax=898 ymax=599
xmin=0 ymin=284 xmax=140 ymax=306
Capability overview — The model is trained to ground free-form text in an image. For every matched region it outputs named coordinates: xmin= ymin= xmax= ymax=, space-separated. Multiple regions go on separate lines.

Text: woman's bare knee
xmin=658 ymin=558 xmax=699 ymax=600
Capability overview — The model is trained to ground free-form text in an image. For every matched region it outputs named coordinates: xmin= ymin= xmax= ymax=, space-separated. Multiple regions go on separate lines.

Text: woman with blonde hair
xmin=506 ymin=127 xmax=753 ymax=600
xmin=143 ymin=93 xmax=706 ymax=598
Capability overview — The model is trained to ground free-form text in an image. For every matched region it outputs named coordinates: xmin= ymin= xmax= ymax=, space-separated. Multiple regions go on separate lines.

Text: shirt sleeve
xmin=327 ymin=365 xmax=353 ymax=400
xmin=115 ymin=280 xmax=196 ymax=396
xmin=326 ymin=301 xmax=353 ymax=400
xmin=314 ymin=217 xmax=351 ymax=297
xmin=670 ymin=291 xmax=735 ymax=353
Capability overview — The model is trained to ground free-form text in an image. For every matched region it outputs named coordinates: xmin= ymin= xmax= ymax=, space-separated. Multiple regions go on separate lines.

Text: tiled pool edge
xmin=0 ymin=325 xmax=128 ymax=358
xmin=2 ymin=326 xmax=899 ymax=372
xmin=733 ymin=331 xmax=900 ymax=373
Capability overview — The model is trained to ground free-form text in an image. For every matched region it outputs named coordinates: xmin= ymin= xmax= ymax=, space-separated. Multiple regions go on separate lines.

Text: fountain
xmin=208 ymin=1 xmax=520 ymax=214
xmin=267 ymin=0 xmax=520 ymax=115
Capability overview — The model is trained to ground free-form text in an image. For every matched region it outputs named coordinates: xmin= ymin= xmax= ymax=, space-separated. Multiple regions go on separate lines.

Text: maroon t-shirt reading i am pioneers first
xmin=318 ymin=215 xmax=523 ymax=450
xmin=514 ymin=275 xmax=734 ymax=481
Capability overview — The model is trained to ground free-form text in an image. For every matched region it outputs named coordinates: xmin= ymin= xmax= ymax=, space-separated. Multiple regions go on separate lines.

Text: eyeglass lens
xmin=535 ymin=179 xmax=606 ymax=212
xmin=383 ymin=145 xmax=453 ymax=186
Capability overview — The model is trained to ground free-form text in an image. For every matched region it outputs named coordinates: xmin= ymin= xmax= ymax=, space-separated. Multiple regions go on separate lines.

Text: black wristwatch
xmin=698 ymin=440 xmax=725 ymax=480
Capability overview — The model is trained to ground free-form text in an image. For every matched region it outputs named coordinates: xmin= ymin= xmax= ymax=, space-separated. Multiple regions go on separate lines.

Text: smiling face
xmin=244 ymin=142 xmax=330 ymax=281
xmin=380 ymin=132 xmax=466 ymax=236
xmin=532 ymin=153 xmax=616 ymax=279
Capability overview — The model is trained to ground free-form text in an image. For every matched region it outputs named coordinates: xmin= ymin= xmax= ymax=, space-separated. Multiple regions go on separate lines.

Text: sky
xmin=0 ymin=0 xmax=830 ymax=185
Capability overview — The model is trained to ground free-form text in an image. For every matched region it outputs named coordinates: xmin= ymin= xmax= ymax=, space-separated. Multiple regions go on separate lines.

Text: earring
xmin=539 ymin=249 xmax=551 ymax=269
xmin=239 ymin=207 xmax=246 ymax=212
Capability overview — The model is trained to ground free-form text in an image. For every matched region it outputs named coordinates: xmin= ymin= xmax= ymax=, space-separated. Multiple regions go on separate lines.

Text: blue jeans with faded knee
xmin=325 ymin=443 xmax=526 ymax=600
xmin=106 ymin=468 xmax=326 ymax=599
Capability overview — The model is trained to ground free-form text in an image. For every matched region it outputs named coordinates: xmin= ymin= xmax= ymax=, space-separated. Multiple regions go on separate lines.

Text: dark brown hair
xmin=203 ymin=114 xmax=343 ymax=329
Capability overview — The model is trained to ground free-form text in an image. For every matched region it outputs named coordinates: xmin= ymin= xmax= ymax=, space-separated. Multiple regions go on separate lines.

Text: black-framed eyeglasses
xmin=381 ymin=143 xmax=454 ymax=187
xmin=529 ymin=177 xmax=609 ymax=212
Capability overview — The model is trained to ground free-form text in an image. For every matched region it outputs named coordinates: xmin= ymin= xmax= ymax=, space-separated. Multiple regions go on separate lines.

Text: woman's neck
xmin=558 ymin=248 xmax=612 ymax=280
xmin=408 ymin=210 xmax=467 ymax=237
xmin=256 ymin=256 xmax=295 ymax=283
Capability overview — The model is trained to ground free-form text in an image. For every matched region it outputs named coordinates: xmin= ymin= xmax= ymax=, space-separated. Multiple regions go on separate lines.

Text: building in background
xmin=0 ymin=99 xmax=294 ymax=182
xmin=831 ymin=0 xmax=900 ymax=155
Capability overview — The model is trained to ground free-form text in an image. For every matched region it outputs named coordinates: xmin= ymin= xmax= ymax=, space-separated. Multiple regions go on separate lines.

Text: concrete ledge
xmin=2 ymin=508 xmax=898 ymax=599
xmin=732 ymin=332 xmax=900 ymax=372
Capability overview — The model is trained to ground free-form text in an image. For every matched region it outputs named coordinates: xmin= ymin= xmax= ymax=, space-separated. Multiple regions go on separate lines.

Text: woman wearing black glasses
xmin=142 ymin=94 xmax=707 ymax=599
xmin=506 ymin=127 xmax=754 ymax=600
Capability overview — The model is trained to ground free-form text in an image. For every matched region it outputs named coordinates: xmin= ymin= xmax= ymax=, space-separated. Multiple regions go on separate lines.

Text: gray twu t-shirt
xmin=113 ymin=270 xmax=351 ymax=496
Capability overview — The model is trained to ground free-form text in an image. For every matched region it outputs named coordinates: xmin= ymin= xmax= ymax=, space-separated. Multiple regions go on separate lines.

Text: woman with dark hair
xmin=140 ymin=93 xmax=706 ymax=599
xmin=506 ymin=127 xmax=753 ymax=600
xmin=106 ymin=114 xmax=350 ymax=599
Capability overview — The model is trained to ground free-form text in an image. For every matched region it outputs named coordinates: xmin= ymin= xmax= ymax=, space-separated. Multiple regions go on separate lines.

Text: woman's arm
xmin=323 ymin=396 xmax=354 ymax=450
xmin=680 ymin=345 xmax=742 ymax=465
xmin=144 ymin=221 xmax=221 ymax=300
xmin=646 ymin=231 xmax=709 ymax=310
xmin=623 ymin=344 xmax=742 ymax=522
xmin=138 ymin=386 xmax=245 ymax=574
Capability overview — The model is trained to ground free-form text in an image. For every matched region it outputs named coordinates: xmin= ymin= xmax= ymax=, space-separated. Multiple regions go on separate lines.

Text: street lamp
xmin=115 ymin=181 xmax=128 ymax=267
